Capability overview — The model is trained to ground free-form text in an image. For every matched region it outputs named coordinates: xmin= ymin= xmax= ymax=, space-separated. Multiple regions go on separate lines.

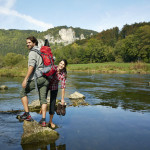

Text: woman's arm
xmin=61 ymin=88 xmax=65 ymax=105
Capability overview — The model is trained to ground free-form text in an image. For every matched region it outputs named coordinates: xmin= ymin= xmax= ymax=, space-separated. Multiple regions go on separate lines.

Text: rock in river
xmin=21 ymin=120 xmax=59 ymax=145
xmin=28 ymin=98 xmax=60 ymax=112
xmin=0 ymin=85 xmax=8 ymax=90
xmin=69 ymin=91 xmax=85 ymax=100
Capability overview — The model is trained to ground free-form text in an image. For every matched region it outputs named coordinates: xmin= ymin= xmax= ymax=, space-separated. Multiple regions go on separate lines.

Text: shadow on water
xmin=22 ymin=143 xmax=66 ymax=150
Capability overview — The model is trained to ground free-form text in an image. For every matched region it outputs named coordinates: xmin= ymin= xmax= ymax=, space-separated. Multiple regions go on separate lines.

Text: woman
xmin=48 ymin=59 xmax=68 ymax=128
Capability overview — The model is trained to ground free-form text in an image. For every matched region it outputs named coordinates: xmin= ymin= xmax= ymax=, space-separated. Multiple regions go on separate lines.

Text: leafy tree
xmin=134 ymin=25 xmax=150 ymax=62
xmin=114 ymin=35 xmax=139 ymax=62
xmin=119 ymin=22 xmax=150 ymax=39
xmin=0 ymin=55 xmax=4 ymax=68
xmin=95 ymin=27 xmax=119 ymax=47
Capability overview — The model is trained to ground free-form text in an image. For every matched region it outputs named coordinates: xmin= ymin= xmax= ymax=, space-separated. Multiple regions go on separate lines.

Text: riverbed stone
xmin=69 ymin=99 xmax=89 ymax=107
xmin=21 ymin=120 xmax=59 ymax=144
xmin=69 ymin=91 xmax=85 ymax=100
xmin=0 ymin=85 xmax=8 ymax=90
xmin=28 ymin=98 xmax=60 ymax=112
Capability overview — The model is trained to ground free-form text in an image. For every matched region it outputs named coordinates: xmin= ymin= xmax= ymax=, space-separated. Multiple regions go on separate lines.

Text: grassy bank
xmin=0 ymin=62 xmax=150 ymax=77
xmin=68 ymin=62 xmax=150 ymax=74
xmin=0 ymin=67 xmax=27 ymax=77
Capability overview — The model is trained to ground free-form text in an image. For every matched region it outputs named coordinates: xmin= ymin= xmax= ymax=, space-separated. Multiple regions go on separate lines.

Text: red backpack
xmin=32 ymin=46 xmax=56 ymax=78
xmin=40 ymin=46 xmax=56 ymax=77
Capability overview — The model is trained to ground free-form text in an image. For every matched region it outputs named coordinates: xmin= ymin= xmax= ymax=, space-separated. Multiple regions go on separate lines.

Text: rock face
xmin=21 ymin=120 xmax=59 ymax=144
xmin=80 ymin=34 xmax=85 ymax=40
xmin=38 ymin=27 xmax=94 ymax=47
xmin=0 ymin=85 xmax=8 ymax=90
xmin=59 ymin=28 xmax=78 ymax=45
xmin=69 ymin=91 xmax=85 ymax=100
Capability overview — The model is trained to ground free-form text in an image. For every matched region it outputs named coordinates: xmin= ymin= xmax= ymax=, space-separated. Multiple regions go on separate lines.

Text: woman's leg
xmin=49 ymin=90 xmax=58 ymax=128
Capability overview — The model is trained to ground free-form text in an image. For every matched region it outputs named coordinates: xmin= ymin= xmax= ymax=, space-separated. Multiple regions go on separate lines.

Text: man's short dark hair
xmin=26 ymin=36 xmax=38 ymax=46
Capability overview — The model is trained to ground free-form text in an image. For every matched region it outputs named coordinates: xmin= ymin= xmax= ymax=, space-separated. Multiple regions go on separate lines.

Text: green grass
xmin=68 ymin=62 xmax=150 ymax=74
xmin=0 ymin=67 xmax=27 ymax=77
xmin=0 ymin=62 xmax=150 ymax=77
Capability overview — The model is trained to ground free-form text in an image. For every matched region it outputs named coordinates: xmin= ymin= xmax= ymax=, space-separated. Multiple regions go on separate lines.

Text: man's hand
xmin=22 ymin=66 xmax=34 ymax=89
xmin=22 ymin=78 xmax=27 ymax=88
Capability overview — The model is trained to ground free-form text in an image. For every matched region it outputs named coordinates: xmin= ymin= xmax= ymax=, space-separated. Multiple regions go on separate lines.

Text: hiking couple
xmin=20 ymin=36 xmax=67 ymax=128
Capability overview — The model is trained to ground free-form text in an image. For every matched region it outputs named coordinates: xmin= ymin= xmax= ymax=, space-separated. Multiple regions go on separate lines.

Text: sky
xmin=0 ymin=0 xmax=150 ymax=32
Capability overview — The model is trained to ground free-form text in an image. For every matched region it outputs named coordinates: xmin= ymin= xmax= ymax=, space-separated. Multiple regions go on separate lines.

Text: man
xmin=20 ymin=36 xmax=49 ymax=127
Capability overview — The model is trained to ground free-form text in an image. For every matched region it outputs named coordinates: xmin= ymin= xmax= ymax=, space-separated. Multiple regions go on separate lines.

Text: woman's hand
xmin=61 ymin=99 xmax=65 ymax=105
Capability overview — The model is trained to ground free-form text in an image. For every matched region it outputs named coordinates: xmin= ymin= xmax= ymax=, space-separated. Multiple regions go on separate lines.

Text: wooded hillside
xmin=0 ymin=26 xmax=97 ymax=56
xmin=53 ymin=22 xmax=150 ymax=63
xmin=0 ymin=22 xmax=150 ymax=65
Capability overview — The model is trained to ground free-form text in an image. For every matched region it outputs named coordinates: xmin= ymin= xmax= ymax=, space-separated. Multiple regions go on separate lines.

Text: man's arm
xmin=22 ymin=66 xmax=34 ymax=88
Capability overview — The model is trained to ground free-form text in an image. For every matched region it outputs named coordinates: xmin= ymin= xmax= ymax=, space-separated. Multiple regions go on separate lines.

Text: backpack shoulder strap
xmin=30 ymin=49 xmax=44 ymax=65
xmin=30 ymin=49 xmax=41 ymax=56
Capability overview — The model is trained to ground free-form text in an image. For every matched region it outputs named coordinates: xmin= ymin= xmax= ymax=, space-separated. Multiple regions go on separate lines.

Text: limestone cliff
xmin=38 ymin=27 xmax=95 ymax=47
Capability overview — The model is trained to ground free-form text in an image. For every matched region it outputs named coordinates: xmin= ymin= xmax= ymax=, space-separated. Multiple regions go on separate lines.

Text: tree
xmin=135 ymin=25 xmax=150 ymax=62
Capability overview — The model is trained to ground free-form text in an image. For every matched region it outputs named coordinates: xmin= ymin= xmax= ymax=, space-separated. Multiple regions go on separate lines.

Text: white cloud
xmin=4 ymin=0 xmax=16 ymax=9
xmin=0 ymin=0 xmax=53 ymax=31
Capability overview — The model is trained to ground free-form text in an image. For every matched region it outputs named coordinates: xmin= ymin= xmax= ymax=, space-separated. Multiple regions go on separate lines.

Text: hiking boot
xmin=20 ymin=113 xmax=33 ymax=121
xmin=56 ymin=102 xmax=62 ymax=115
xmin=39 ymin=119 xmax=46 ymax=127
xmin=61 ymin=103 xmax=66 ymax=116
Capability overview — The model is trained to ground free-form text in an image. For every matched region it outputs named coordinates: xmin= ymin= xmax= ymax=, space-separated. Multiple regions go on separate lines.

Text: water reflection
xmin=22 ymin=142 xmax=66 ymax=150
xmin=0 ymin=73 xmax=150 ymax=113
xmin=67 ymin=72 xmax=150 ymax=112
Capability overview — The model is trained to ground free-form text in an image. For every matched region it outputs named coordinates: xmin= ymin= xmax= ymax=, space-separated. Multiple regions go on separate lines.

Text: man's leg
xmin=41 ymin=103 xmax=47 ymax=118
xmin=21 ymin=96 xmax=29 ymax=112
xmin=20 ymin=80 xmax=35 ymax=121
xmin=38 ymin=77 xmax=49 ymax=126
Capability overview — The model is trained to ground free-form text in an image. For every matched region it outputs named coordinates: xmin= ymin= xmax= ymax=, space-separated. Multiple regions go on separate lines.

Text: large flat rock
xmin=21 ymin=120 xmax=59 ymax=144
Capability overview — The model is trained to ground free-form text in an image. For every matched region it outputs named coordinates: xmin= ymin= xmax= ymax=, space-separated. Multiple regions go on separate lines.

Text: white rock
xmin=80 ymin=34 xmax=85 ymax=40
xmin=38 ymin=28 xmax=88 ymax=46
xmin=37 ymin=39 xmax=44 ymax=48
xmin=0 ymin=85 xmax=8 ymax=90
xmin=69 ymin=91 xmax=85 ymax=99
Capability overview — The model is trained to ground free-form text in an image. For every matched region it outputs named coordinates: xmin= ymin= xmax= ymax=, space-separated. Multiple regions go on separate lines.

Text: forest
xmin=0 ymin=26 xmax=97 ymax=56
xmin=53 ymin=22 xmax=150 ymax=64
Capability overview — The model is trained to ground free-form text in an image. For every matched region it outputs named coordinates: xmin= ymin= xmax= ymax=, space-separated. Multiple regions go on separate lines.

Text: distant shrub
xmin=3 ymin=53 xmax=26 ymax=67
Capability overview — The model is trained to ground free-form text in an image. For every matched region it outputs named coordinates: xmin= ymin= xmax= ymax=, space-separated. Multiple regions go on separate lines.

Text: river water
xmin=0 ymin=72 xmax=150 ymax=150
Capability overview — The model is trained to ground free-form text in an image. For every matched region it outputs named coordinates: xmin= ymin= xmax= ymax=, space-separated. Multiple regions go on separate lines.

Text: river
xmin=0 ymin=72 xmax=150 ymax=150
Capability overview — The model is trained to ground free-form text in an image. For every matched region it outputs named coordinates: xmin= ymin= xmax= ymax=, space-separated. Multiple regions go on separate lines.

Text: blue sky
xmin=0 ymin=0 xmax=150 ymax=32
